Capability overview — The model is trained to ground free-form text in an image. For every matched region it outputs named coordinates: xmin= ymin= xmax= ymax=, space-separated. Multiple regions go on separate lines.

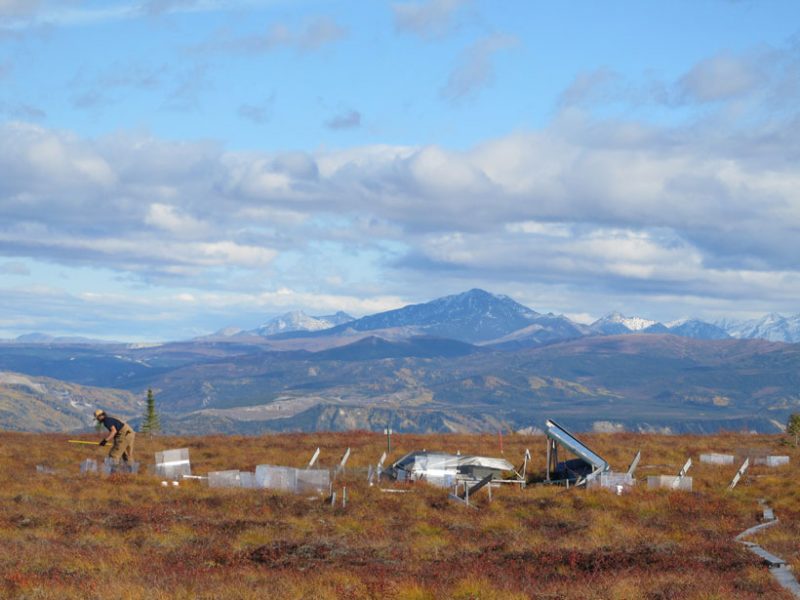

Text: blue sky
xmin=1 ymin=0 xmax=800 ymax=340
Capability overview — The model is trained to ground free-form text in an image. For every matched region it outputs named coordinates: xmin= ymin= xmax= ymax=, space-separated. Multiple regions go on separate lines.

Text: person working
xmin=94 ymin=410 xmax=135 ymax=464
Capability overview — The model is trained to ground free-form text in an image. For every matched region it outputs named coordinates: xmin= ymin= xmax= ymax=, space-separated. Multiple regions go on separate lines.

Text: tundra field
xmin=1 ymin=430 xmax=799 ymax=599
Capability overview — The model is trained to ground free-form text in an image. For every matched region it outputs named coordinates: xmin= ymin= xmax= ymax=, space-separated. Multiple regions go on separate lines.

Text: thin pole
xmin=546 ymin=438 xmax=551 ymax=482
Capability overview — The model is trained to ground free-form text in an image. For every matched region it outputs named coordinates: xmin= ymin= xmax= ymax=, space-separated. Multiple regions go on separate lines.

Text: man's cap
xmin=94 ymin=409 xmax=105 ymax=420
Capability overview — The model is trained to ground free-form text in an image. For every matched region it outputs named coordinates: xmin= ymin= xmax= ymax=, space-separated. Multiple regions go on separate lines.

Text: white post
xmin=546 ymin=439 xmax=552 ymax=482
xmin=672 ymin=458 xmax=692 ymax=489
xmin=728 ymin=458 xmax=750 ymax=491
xmin=307 ymin=447 xmax=320 ymax=469
xmin=334 ymin=447 xmax=351 ymax=479
xmin=340 ymin=448 xmax=351 ymax=469
xmin=627 ymin=450 xmax=641 ymax=477
xmin=376 ymin=451 xmax=387 ymax=477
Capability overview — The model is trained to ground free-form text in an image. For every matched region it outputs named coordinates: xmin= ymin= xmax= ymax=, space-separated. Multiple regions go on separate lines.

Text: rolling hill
xmin=1 ymin=333 xmax=789 ymax=435
xmin=0 ymin=371 xmax=141 ymax=432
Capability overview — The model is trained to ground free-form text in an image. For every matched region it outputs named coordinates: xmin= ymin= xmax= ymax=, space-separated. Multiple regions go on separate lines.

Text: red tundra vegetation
xmin=0 ymin=430 xmax=798 ymax=599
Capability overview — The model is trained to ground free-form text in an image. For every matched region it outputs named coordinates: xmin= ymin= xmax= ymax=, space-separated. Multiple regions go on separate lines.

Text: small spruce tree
xmin=788 ymin=413 xmax=800 ymax=447
xmin=141 ymin=388 xmax=161 ymax=435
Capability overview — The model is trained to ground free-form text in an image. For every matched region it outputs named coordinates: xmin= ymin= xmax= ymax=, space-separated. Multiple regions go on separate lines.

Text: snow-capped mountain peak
xmin=204 ymin=290 xmax=799 ymax=345
xmin=720 ymin=312 xmax=800 ymax=343
xmin=666 ymin=318 xmax=688 ymax=328
xmin=255 ymin=310 xmax=355 ymax=336
xmin=592 ymin=312 xmax=657 ymax=333
xmin=312 ymin=288 xmax=543 ymax=343
xmin=620 ymin=316 xmax=656 ymax=331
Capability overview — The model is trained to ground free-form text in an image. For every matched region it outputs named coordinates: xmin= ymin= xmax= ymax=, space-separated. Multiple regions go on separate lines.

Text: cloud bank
xmin=2 ymin=34 xmax=800 ymax=337
xmin=2 ymin=88 xmax=799 ymax=313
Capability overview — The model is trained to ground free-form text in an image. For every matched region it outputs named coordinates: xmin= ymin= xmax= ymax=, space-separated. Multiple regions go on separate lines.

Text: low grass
xmin=1 ymin=430 xmax=798 ymax=599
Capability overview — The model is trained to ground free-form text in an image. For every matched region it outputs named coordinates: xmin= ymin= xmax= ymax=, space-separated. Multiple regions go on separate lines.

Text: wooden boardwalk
xmin=736 ymin=500 xmax=800 ymax=598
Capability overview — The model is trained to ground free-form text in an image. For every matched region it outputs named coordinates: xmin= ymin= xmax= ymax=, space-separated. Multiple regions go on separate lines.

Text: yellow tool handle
xmin=68 ymin=440 xmax=101 ymax=445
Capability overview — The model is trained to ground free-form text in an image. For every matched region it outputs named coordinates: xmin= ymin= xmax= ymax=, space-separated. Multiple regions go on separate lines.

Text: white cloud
xmin=440 ymin=33 xmax=518 ymax=102
xmin=13 ymin=124 xmax=116 ymax=189
xmin=558 ymin=68 xmax=621 ymax=108
xmin=1 ymin=103 xmax=47 ymax=120
xmin=196 ymin=240 xmax=276 ymax=267
xmin=325 ymin=109 xmax=361 ymax=130
xmin=0 ymin=1 xmax=274 ymax=29
xmin=5 ymin=113 xmax=800 ymax=280
xmin=145 ymin=203 xmax=209 ymax=236
xmin=142 ymin=0 xmax=199 ymax=16
xmin=237 ymin=95 xmax=275 ymax=124
xmin=506 ymin=221 xmax=573 ymax=238
xmin=199 ymin=16 xmax=346 ymax=54
xmin=2 ymin=69 xmax=800 ymax=333
xmin=0 ymin=0 xmax=42 ymax=18
xmin=408 ymin=145 xmax=492 ymax=196
xmin=556 ymin=44 xmax=799 ymax=115
xmin=295 ymin=16 xmax=346 ymax=51
xmin=393 ymin=0 xmax=470 ymax=39
xmin=678 ymin=52 xmax=762 ymax=103
xmin=0 ymin=231 xmax=277 ymax=272
xmin=414 ymin=227 xmax=702 ymax=281
xmin=254 ymin=288 xmax=406 ymax=315
xmin=563 ymin=312 xmax=595 ymax=325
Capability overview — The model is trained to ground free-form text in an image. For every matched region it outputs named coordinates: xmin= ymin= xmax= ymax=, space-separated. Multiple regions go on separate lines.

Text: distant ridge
xmin=481 ymin=313 xmax=590 ymax=350
xmin=1 ymin=326 xmax=798 ymax=435
xmin=669 ymin=319 xmax=730 ymax=340
xmin=590 ymin=313 xmax=733 ymax=341
xmin=253 ymin=310 xmax=354 ymax=336
xmin=10 ymin=289 xmax=800 ymax=349
xmin=0 ymin=371 xmax=140 ymax=432
xmin=3 ymin=333 xmax=119 ymax=345
xmin=308 ymin=335 xmax=480 ymax=361
xmin=720 ymin=313 xmax=800 ymax=343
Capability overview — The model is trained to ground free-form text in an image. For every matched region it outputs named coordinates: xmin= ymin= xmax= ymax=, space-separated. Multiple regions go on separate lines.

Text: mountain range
xmin=7 ymin=288 xmax=800 ymax=345
xmin=716 ymin=313 xmax=800 ymax=343
xmin=205 ymin=289 xmax=798 ymax=346
xmin=1 ymin=288 xmax=798 ymax=435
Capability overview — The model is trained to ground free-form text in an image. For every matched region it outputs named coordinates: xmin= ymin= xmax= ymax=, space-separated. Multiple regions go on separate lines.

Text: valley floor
xmin=1 ymin=430 xmax=798 ymax=599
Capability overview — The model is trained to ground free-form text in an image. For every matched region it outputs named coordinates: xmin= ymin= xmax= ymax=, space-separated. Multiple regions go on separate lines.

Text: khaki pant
xmin=109 ymin=424 xmax=135 ymax=463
